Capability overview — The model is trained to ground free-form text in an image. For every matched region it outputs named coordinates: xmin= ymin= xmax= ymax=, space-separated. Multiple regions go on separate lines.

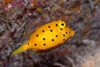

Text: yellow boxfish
xmin=12 ymin=20 xmax=75 ymax=55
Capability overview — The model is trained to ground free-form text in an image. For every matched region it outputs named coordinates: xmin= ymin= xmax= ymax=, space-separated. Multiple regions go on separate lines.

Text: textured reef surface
xmin=0 ymin=0 xmax=100 ymax=67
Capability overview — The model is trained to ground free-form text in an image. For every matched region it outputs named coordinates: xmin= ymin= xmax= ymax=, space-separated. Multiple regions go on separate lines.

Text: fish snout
xmin=71 ymin=30 xmax=75 ymax=37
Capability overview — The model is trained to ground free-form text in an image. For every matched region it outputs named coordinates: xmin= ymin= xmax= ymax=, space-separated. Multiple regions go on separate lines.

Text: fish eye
xmin=61 ymin=23 xmax=64 ymax=26
xmin=59 ymin=22 xmax=65 ymax=28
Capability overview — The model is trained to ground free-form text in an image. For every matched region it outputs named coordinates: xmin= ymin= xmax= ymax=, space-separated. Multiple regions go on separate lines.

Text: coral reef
xmin=0 ymin=0 xmax=100 ymax=67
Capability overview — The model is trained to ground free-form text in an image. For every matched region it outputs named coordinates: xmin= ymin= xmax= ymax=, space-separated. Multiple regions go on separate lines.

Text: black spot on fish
xmin=34 ymin=43 xmax=37 ymax=46
xmin=48 ymin=26 xmax=50 ymax=28
xmin=52 ymin=39 xmax=54 ymax=41
xmin=63 ymin=34 xmax=65 ymax=37
xmin=69 ymin=31 xmax=70 ymax=33
xmin=66 ymin=32 xmax=67 ymax=34
xmin=61 ymin=28 xmax=63 ymax=30
xmin=63 ymin=39 xmax=65 ymax=41
xmin=51 ymin=47 xmax=55 ymax=49
xmin=28 ymin=43 xmax=29 ymax=45
xmin=43 ymin=43 xmax=46 ymax=46
xmin=58 ymin=43 xmax=60 ymax=46
xmin=43 ymin=38 xmax=45 ymax=40
xmin=56 ymin=24 xmax=58 ymax=26
xmin=36 ymin=34 xmax=38 ymax=37
xmin=56 ymin=35 xmax=58 ymax=37
xmin=50 ymin=29 xmax=53 ymax=32
xmin=42 ymin=30 xmax=45 ymax=32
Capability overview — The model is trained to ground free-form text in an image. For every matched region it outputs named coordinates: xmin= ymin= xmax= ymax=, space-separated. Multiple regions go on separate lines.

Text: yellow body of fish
xmin=12 ymin=20 xmax=75 ymax=55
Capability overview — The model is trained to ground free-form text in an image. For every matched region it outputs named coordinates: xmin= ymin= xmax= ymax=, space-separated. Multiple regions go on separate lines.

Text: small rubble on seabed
xmin=0 ymin=0 xmax=100 ymax=67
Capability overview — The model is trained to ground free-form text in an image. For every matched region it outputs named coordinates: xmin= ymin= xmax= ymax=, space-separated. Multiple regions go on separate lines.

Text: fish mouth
xmin=70 ymin=30 xmax=75 ymax=37
xmin=72 ymin=31 xmax=75 ymax=36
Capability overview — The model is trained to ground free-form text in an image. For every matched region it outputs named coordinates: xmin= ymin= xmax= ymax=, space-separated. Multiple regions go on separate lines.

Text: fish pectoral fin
xmin=32 ymin=49 xmax=52 ymax=53
xmin=32 ymin=49 xmax=38 ymax=52
xmin=32 ymin=49 xmax=42 ymax=53
xmin=32 ymin=49 xmax=45 ymax=53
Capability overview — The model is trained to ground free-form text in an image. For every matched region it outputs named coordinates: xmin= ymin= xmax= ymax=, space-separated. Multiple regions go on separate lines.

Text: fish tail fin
xmin=12 ymin=43 xmax=30 ymax=55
